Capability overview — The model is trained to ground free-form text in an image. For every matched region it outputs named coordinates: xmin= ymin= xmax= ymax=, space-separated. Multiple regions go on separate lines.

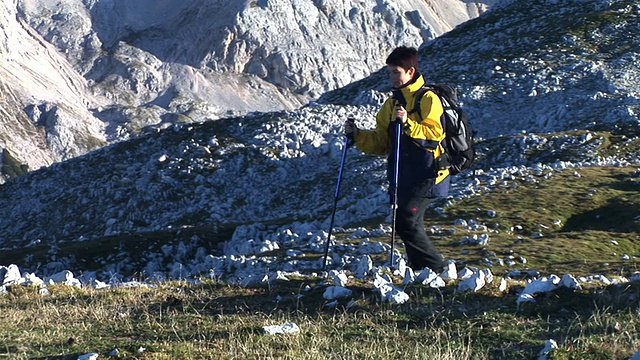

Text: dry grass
xmin=1 ymin=165 xmax=640 ymax=359
xmin=1 ymin=273 xmax=640 ymax=359
xmin=0 ymin=282 xmax=486 ymax=359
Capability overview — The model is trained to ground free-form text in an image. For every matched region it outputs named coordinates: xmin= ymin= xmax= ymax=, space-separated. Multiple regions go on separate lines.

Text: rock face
xmin=1 ymin=0 xmax=106 ymax=174
xmin=0 ymin=0 xmax=488 ymax=181
xmin=18 ymin=0 xmax=490 ymax=97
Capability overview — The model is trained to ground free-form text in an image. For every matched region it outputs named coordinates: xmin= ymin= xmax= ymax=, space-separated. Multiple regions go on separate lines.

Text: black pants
xmin=395 ymin=191 xmax=445 ymax=272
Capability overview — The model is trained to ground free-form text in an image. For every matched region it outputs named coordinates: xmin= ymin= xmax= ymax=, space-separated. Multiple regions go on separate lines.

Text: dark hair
xmin=385 ymin=46 xmax=418 ymax=71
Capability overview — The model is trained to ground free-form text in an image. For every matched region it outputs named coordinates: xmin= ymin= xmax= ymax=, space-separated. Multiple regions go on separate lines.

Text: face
xmin=387 ymin=65 xmax=415 ymax=88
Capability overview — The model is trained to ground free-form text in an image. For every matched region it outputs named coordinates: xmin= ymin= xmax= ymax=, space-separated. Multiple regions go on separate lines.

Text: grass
xmin=426 ymin=166 xmax=640 ymax=277
xmin=1 ymin=277 xmax=638 ymax=359
xmin=1 ymin=165 xmax=640 ymax=359
xmin=0 ymin=148 xmax=29 ymax=179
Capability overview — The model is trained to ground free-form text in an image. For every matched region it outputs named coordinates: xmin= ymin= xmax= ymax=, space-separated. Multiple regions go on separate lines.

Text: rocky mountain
xmin=0 ymin=0 xmax=638 ymax=283
xmin=0 ymin=0 xmax=106 ymax=174
xmin=0 ymin=0 xmax=490 ymax=182
xmin=320 ymin=0 xmax=640 ymax=139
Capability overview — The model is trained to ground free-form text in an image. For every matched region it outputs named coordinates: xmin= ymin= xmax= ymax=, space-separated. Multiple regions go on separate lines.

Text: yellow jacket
xmin=354 ymin=75 xmax=450 ymax=191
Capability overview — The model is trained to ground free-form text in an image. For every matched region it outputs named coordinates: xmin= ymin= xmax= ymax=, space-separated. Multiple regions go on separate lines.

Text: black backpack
xmin=412 ymin=84 xmax=475 ymax=175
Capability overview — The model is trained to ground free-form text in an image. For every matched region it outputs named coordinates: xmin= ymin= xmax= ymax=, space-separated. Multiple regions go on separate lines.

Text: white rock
xmin=454 ymin=219 xmax=468 ymax=226
xmin=499 ymin=278 xmax=508 ymax=292
xmin=401 ymin=267 xmax=416 ymax=286
xmin=416 ymin=268 xmax=437 ymax=285
xmin=373 ymin=273 xmax=391 ymax=288
xmin=354 ymin=255 xmax=373 ymax=279
xmin=440 ymin=262 xmax=458 ymax=281
xmin=77 ymin=353 xmax=99 ymax=360
xmin=91 ymin=279 xmax=110 ymax=289
xmin=263 ymin=322 xmax=300 ymax=335
xmin=378 ymin=283 xmax=410 ymax=304
xmin=477 ymin=233 xmax=490 ymax=245
xmin=323 ymin=286 xmax=353 ymax=300
xmin=457 ymin=271 xmax=486 ymax=293
xmin=430 ymin=276 xmax=446 ymax=288
xmin=521 ymin=275 xmax=560 ymax=296
xmin=333 ymin=272 xmax=349 ymax=287
xmin=373 ymin=273 xmax=409 ymax=304
xmin=517 ymin=293 xmax=536 ymax=304
xmin=46 ymin=270 xmax=82 ymax=287
xmin=587 ymin=274 xmax=611 ymax=285
xmin=458 ymin=267 xmax=475 ymax=280
xmin=0 ymin=264 xmax=22 ymax=286
xmin=561 ymin=274 xmax=581 ymax=290
xmin=23 ymin=273 xmax=44 ymax=286
xmin=481 ymin=268 xmax=494 ymax=284
xmin=393 ymin=257 xmax=407 ymax=277
xmin=358 ymin=238 xmax=389 ymax=254
xmin=39 ymin=287 xmax=51 ymax=296
xmin=537 ymin=339 xmax=558 ymax=360
xmin=268 ymin=271 xmax=289 ymax=283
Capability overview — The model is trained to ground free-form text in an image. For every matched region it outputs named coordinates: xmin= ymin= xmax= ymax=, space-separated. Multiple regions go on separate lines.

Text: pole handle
xmin=345 ymin=117 xmax=356 ymax=144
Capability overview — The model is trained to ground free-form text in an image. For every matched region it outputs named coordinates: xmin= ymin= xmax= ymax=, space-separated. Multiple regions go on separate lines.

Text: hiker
xmin=344 ymin=46 xmax=449 ymax=273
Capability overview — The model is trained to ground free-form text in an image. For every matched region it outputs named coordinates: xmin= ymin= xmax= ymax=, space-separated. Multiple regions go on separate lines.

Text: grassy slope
xmin=1 ymin=1 xmax=640 ymax=357
xmin=1 ymin=165 xmax=639 ymax=359
xmin=431 ymin=166 xmax=640 ymax=277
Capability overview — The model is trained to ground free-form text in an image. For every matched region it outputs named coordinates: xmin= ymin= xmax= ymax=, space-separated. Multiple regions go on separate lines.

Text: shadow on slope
xmin=562 ymin=171 xmax=640 ymax=233
xmin=423 ymin=166 xmax=640 ymax=277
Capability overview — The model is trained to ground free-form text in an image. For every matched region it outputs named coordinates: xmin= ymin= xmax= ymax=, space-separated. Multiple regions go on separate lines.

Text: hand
xmin=344 ymin=119 xmax=359 ymax=138
xmin=395 ymin=105 xmax=407 ymax=124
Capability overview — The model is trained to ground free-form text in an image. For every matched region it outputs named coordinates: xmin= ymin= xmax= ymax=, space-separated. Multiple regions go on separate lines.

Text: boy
xmin=344 ymin=46 xmax=449 ymax=272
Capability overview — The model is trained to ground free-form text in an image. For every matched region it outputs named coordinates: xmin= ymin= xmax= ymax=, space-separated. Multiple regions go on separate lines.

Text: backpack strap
xmin=412 ymin=84 xmax=457 ymax=133
xmin=405 ymin=86 xmax=445 ymax=151
xmin=391 ymin=89 xmax=408 ymax=108
xmin=408 ymin=86 xmax=430 ymax=120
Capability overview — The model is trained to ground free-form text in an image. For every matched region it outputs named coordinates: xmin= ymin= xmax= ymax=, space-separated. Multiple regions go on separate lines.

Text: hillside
xmin=0 ymin=0 xmax=638 ymax=284
xmin=321 ymin=0 xmax=640 ymax=138
xmin=0 ymin=0 xmax=488 ymax=182
xmin=1 ymin=1 xmax=640 ymax=358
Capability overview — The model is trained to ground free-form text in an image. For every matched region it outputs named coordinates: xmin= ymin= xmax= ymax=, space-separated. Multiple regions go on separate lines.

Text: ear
xmin=407 ymin=67 xmax=416 ymax=77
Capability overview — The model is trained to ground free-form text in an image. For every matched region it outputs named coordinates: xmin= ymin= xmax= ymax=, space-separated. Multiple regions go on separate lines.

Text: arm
xmin=353 ymin=99 xmax=394 ymax=156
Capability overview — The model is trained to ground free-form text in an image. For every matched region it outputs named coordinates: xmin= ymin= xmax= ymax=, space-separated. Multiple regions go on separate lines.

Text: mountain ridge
xmin=1 ymin=0 xmax=487 ymax=180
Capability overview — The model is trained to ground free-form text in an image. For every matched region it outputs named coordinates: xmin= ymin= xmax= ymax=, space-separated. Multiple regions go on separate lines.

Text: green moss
xmin=1 ymin=148 xmax=29 ymax=178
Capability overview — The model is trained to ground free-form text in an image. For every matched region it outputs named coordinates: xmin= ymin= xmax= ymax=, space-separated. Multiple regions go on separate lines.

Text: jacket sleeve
xmin=405 ymin=91 xmax=445 ymax=142
xmin=353 ymin=99 xmax=394 ymax=156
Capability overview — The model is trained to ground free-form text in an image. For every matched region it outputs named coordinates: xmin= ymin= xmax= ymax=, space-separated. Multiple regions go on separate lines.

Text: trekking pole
xmin=389 ymin=118 xmax=402 ymax=268
xmin=322 ymin=119 xmax=355 ymax=272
